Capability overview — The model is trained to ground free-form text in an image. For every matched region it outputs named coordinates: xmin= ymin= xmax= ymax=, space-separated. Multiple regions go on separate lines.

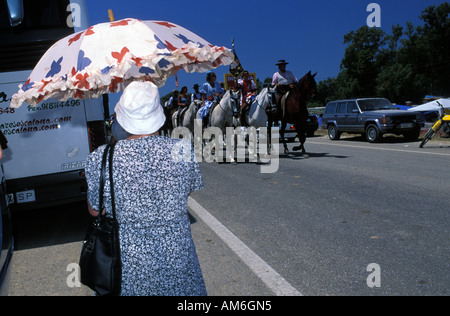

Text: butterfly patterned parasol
xmin=11 ymin=18 xmax=234 ymax=108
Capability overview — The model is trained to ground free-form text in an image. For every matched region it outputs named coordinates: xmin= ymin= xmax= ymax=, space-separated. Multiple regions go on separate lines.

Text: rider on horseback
xmin=166 ymin=89 xmax=179 ymax=110
xmin=272 ymin=60 xmax=297 ymax=118
xmin=198 ymin=72 xmax=224 ymax=128
xmin=237 ymin=70 xmax=257 ymax=127
xmin=191 ymin=84 xmax=202 ymax=102
xmin=175 ymin=86 xmax=189 ymax=127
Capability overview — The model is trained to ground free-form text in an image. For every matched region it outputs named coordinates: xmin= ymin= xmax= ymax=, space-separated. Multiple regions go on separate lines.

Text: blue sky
xmin=85 ymin=0 xmax=447 ymax=103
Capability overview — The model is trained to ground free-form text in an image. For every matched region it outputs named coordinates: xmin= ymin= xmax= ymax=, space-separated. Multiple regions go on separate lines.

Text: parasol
xmin=11 ymin=18 xmax=234 ymax=108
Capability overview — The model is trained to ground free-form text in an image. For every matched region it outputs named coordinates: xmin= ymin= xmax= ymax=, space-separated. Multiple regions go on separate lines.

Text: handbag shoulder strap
xmin=108 ymin=142 xmax=117 ymax=219
xmin=97 ymin=144 xmax=111 ymax=223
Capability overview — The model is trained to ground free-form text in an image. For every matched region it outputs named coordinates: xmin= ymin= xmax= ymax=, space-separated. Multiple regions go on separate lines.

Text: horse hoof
xmin=284 ymin=148 xmax=289 ymax=154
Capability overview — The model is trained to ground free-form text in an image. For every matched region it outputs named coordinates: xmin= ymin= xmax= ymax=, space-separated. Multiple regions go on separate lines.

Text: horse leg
xmin=292 ymin=120 xmax=308 ymax=157
xmin=267 ymin=119 xmax=277 ymax=156
xmin=280 ymin=120 xmax=289 ymax=154
xmin=224 ymin=131 xmax=236 ymax=164
xmin=245 ymin=128 xmax=258 ymax=162
xmin=267 ymin=119 xmax=272 ymax=155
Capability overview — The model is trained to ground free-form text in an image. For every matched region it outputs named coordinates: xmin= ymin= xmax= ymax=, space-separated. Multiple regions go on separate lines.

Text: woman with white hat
xmin=85 ymin=81 xmax=207 ymax=296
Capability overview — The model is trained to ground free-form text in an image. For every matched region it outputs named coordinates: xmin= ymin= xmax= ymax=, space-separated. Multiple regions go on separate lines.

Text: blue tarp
xmin=394 ymin=104 xmax=411 ymax=111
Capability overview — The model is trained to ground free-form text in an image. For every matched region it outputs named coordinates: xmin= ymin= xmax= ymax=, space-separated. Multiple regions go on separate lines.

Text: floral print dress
xmin=85 ymin=136 xmax=206 ymax=296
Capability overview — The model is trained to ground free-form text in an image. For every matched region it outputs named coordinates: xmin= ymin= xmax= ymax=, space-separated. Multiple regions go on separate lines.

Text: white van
xmin=0 ymin=0 xmax=108 ymax=210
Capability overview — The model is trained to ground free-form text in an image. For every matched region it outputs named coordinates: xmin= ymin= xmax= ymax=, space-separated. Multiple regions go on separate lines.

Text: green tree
xmin=341 ymin=26 xmax=389 ymax=97
xmin=317 ymin=3 xmax=450 ymax=104
xmin=402 ymin=3 xmax=450 ymax=98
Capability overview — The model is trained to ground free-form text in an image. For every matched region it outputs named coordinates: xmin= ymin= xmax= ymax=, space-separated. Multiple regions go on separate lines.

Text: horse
xmin=199 ymin=89 xmax=241 ymax=162
xmin=207 ymin=89 xmax=241 ymax=132
xmin=234 ymin=87 xmax=275 ymax=159
xmin=236 ymin=87 xmax=274 ymax=129
xmin=171 ymin=99 xmax=202 ymax=135
xmin=160 ymin=104 xmax=174 ymax=137
xmin=267 ymin=71 xmax=317 ymax=156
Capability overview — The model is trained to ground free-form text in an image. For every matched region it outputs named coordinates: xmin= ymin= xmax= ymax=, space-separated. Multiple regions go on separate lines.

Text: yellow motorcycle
xmin=420 ymin=101 xmax=450 ymax=148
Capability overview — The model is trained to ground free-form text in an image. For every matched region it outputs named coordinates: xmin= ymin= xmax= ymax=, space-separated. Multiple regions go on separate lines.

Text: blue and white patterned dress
xmin=85 ymin=136 xmax=206 ymax=296
xmin=198 ymin=81 xmax=224 ymax=119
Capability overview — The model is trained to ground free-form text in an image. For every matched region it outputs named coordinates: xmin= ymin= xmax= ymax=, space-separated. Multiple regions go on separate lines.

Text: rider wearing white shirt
xmin=272 ymin=60 xmax=297 ymax=117
xmin=272 ymin=59 xmax=297 ymax=86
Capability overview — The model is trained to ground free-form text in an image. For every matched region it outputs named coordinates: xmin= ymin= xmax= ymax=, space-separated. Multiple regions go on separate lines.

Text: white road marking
xmin=188 ymin=197 xmax=303 ymax=296
xmin=307 ymin=140 xmax=450 ymax=157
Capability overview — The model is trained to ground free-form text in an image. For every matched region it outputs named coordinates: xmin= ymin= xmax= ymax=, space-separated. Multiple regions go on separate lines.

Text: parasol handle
xmin=108 ymin=9 xmax=115 ymax=22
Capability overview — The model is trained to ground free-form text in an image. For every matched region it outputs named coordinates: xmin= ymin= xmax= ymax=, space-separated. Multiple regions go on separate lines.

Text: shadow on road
xmin=11 ymin=200 xmax=91 ymax=251
xmin=278 ymin=151 xmax=349 ymax=160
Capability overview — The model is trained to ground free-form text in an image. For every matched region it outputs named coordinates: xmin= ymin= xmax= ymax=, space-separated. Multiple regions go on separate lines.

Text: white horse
xmin=172 ymin=99 xmax=202 ymax=134
xmin=213 ymin=88 xmax=275 ymax=162
xmin=234 ymin=87 xmax=275 ymax=128
xmin=233 ymin=87 xmax=275 ymax=159
xmin=195 ymin=90 xmax=240 ymax=162
xmin=210 ymin=89 xmax=241 ymax=132
xmin=199 ymin=88 xmax=275 ymax=162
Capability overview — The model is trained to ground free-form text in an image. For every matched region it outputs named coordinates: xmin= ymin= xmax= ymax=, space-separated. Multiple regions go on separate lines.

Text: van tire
xmin=366 ymin=124 xmax=382 ymax=143
xmin=328 ymin=125 xmax=341 ymax=140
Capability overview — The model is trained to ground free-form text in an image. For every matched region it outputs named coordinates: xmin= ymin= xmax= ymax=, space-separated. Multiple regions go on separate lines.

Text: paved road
xmin=9 ymin=203 xmax=273 ymax=296
xmin=9 ymin=201 xmax=271 ymax=296
xmin=7 ymin=135 xmax=450 ymax=296
xmin=191 ymin=135 xmax=450 ymax=296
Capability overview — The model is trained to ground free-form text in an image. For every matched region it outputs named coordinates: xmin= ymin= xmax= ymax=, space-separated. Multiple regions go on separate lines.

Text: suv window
xmin=358 ymin=99 xmax=396 ymax=111
xmin=336 ymin=102 xmax=347 ymax=114
xmin=325 ymin=102 xmax=336 ymax=114
xmin=347 ymin=101 xmax=357 ymax=113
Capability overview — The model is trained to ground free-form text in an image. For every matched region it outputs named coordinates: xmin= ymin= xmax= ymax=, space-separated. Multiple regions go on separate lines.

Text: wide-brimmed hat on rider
xmin=275 ymin=59 xmax=289 ymax=66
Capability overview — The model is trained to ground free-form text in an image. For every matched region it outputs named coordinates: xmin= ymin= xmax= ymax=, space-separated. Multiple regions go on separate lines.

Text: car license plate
xmin=16 ymin=190 xmax=36 ymax=204
xmin=399 ymin=123 xmax=413 ymax=128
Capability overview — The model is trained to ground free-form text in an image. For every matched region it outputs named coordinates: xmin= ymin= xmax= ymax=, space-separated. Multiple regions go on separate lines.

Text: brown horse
xmin=267 ymin=71 xmax=317 ymax=156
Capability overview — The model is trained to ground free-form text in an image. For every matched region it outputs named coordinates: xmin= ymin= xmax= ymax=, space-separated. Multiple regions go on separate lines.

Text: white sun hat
xmin=115 ymin=81 xmax=166 ymax=135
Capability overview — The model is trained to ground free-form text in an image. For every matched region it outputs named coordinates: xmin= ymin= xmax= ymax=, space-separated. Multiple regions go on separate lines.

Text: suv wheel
xmin=328 ymin=125 xmax=341 ymax=140
xmin=365 ymin=124 xmax=382 ymax=143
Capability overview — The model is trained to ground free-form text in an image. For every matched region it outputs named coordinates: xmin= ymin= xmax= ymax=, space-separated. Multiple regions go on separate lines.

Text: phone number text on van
xmin=0 ymin=116 xmax=72 ymax=135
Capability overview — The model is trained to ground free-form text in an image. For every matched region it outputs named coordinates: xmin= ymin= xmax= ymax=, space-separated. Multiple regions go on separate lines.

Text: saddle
xmin=200 ymin=100 xmax=218 ymax=129
xmin=280 ymin=91 xmax=290 ymax=118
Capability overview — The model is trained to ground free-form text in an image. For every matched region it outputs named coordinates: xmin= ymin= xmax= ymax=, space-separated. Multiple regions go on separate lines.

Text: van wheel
xmin=366 ymin=124 xmax=382 ymax=143
xmin=328 ymin=125 xmax=341 ymax=140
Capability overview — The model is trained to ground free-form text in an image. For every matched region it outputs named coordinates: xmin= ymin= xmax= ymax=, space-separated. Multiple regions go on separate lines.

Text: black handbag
xmin=80 ymin=142 xmax=122 ymax=296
